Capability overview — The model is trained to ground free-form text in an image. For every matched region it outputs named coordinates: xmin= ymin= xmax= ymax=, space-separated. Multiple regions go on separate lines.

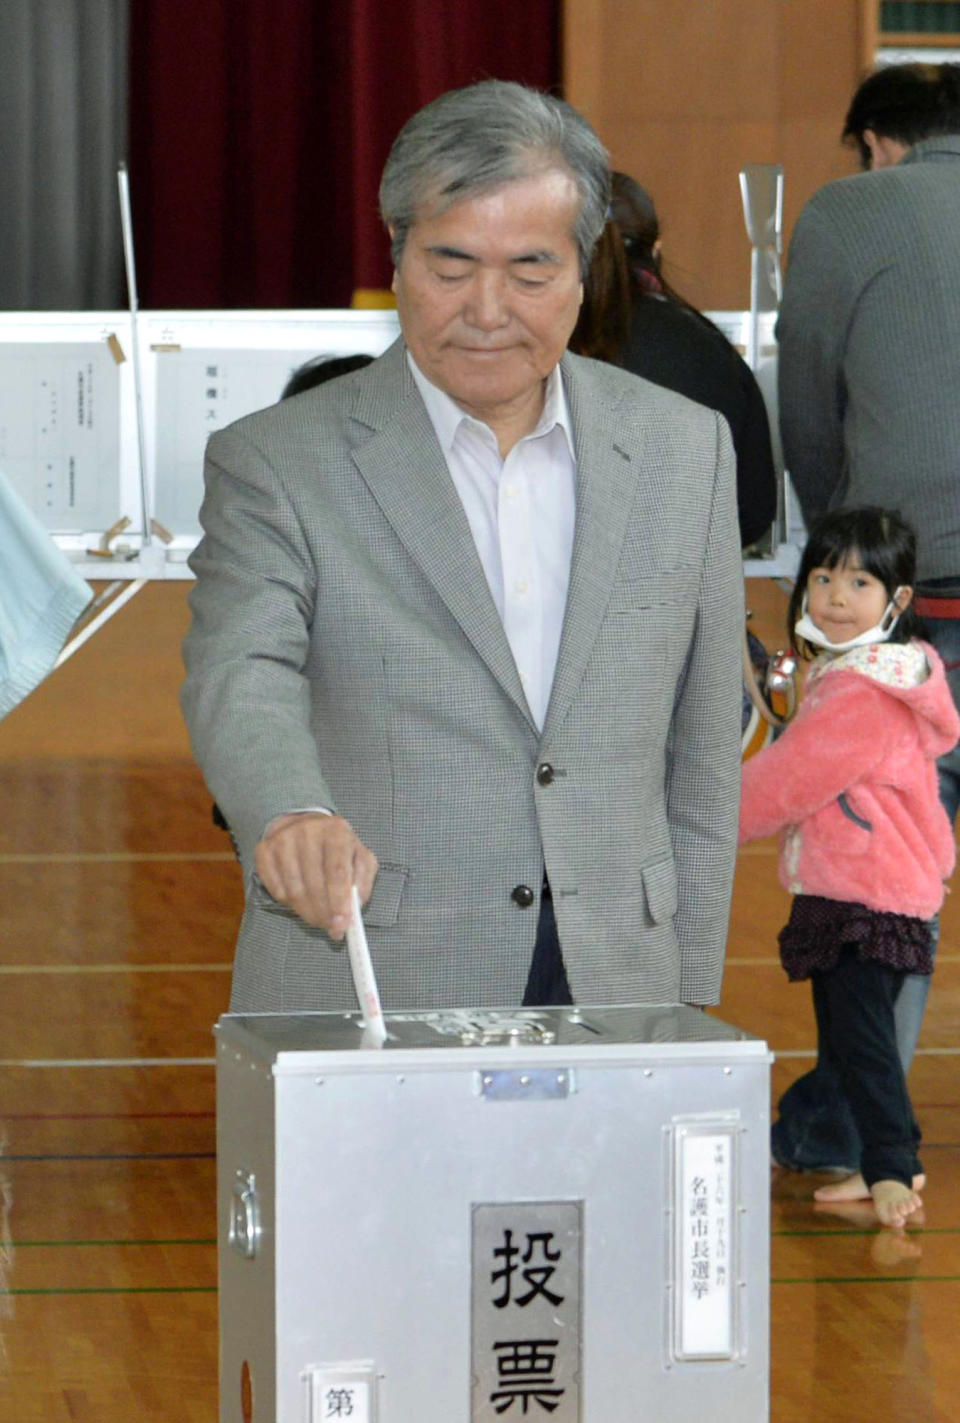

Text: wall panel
xmin=564 ymin=0 xmax=868 ymax=309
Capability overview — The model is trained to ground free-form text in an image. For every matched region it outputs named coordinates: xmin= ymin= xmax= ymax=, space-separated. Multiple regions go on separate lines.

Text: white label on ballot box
xmin=302 ymin=1361 xmax=376 ymax=1421
xmin=675 ymin=1127 xmax=736 ymax=1359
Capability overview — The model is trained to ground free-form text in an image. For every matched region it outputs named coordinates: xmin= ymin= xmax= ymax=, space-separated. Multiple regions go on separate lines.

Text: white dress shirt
xmin=409 ymin=355 xmax=578 ymax=729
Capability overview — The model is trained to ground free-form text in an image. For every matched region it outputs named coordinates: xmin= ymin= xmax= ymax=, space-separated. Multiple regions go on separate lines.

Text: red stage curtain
xmin=128 ymin=0 xmax=560 ymax=309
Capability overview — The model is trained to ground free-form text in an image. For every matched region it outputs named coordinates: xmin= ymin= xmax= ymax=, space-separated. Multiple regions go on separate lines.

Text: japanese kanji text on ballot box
xmin=215 ymin=1005 xmax=772 ymax=1422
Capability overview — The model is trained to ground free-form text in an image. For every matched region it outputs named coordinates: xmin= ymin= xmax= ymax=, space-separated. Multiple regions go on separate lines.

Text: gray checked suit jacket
xmin=181 ymin=340 xmax=743 ymax=1012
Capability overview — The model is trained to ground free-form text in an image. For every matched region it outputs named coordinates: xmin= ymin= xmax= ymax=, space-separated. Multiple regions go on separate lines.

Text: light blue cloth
xmin=0 ymin=470 xmax=92 ymax=720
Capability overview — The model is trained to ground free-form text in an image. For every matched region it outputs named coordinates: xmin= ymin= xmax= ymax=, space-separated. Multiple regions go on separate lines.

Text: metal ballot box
xmin=216 ymin=1006 xmax=772 ymax=1423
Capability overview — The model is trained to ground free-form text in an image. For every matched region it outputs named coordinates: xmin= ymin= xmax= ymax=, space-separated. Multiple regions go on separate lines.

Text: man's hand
xmin=254 ymin=813 xmax=378 ymax=940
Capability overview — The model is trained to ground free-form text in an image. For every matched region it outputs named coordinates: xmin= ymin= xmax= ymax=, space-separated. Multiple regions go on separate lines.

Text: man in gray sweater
xmin=775 ymin=61 xmax=960 ymax=1184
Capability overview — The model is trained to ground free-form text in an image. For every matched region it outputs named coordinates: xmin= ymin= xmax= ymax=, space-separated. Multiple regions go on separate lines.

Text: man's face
xmin=392 ymin=168 xmax=584 ymax=431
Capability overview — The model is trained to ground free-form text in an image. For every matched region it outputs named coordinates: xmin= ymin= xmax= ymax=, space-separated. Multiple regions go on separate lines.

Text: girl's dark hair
xmin=787 ymin=505 xmax=925 ymax=658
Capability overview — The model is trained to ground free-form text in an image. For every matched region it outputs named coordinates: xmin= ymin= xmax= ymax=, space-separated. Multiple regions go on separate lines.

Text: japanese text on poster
xmin=0 ymin=345 xmax=120 ymax=532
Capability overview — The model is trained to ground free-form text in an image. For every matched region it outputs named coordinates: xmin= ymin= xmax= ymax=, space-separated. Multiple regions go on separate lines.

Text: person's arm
xmin=776 ymin=202 xmax=860 ymax=526
xmin=180 ymin=425 xmax=376 ymax=936
xmin=739 ymin=673 xmax=891 ymax=843
xmin=667 ymin=413 xmax=744 ymax=1006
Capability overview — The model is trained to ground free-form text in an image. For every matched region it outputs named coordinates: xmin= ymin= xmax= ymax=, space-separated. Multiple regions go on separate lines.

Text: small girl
xmin=740 ymin=506 xmax=960 ymax=1227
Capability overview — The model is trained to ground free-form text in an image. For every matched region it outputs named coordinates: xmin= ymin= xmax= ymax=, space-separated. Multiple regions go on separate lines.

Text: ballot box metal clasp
xmin=228 ymin=1168 xmax=261 ymax=1260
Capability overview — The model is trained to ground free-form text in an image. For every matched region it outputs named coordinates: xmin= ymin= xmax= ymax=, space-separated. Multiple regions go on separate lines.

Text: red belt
xmin=914 ymin=595 xmax=960 ymax=618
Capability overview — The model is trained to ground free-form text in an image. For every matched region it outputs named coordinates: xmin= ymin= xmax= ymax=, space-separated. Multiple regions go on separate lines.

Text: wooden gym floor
xmin=0 ymin=576 xmax=957 ymax=1422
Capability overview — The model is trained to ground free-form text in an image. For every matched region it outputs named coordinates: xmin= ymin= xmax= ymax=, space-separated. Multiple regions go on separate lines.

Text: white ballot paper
xmin=346 ymin=885 xmax=386 ymax=1046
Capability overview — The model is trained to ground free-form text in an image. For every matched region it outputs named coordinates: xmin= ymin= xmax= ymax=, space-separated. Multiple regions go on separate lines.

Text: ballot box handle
xmin=228 ymin=1169 xmax=261 ymax=1259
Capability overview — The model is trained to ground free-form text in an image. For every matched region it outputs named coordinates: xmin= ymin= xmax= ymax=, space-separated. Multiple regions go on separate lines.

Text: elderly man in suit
xmin=775 ymin=61 xmax=960 ymax=1181
xmin=181 ymin=80 xmax=743 ymax=1013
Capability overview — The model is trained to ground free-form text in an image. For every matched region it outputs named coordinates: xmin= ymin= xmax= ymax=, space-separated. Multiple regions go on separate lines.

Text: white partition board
xmin=704 ymin=310 xmax=748 ymax=351
xmin=142 ymin=309 xmax=399 ymax=566
xmin=1 ymin=307 xmax=797 ymax=582
xmin=707 ymin=310 xmax=796 ymax=579
xmin=0 ymin=309 xmax=400 ymax=579
xmin=0 ymin=313 xmax=137 ymax=556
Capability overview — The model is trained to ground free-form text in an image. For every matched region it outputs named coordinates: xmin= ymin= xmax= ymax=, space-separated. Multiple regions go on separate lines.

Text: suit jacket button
xmin=536 ymin=763 xmax=555 ymax=786
xmin=511 ymin=884 xmax=535 ymax=908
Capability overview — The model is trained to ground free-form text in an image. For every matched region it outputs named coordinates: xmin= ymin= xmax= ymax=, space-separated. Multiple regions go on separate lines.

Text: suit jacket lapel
xmin=350 ymin=343 xmax=536 ymax=729
xmin=543 ymin=356 xmax=644 ymax=743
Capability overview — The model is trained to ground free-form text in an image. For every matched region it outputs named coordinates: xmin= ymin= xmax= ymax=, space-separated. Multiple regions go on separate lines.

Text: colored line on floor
xmin=16 ymin=1229 xmax=951 ymax=1247
xmin=773 ymin=1226 xmax=960 ymax=1237
xmin=0 ymin=853 xmax=236 ymax=864
xmin=0 ymin=1058 xmax=216 ymax=1068
xmin=3 ymin=1049 xmax=959 ymax=1069
xmin=12 ymin=1239 xmax=216 ymax=1248
xmin=9 ymin=1277 xmax=960 ymax=1296
xmin=772 ymin=1274 xmax=960 ymax=1284
xmin=2 ymin=1286 xmax=218 ymax=1297
xmin=774 ymin=1047 xmax=960 ymax=1058
xmin=2 ymin=1111 xmax=214 ymax=1121
xmin=0 ymin=963 xmax=231 ymax=975
xmin=724 ymin=954 xmax=958 ymax=965
xmin=5 ymin=958 xmax=955 ymax=973
xmin=1 ymin=1152 xmax=215 ymax=1162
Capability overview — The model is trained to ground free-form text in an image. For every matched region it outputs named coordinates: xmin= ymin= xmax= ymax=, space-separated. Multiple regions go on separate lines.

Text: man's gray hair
xmin=379 ymin=80 xmax=610 ymax=276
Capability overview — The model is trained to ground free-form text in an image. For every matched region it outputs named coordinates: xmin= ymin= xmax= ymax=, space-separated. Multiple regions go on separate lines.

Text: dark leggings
xmin=811 ymin=948 xmax=922 ymax=1188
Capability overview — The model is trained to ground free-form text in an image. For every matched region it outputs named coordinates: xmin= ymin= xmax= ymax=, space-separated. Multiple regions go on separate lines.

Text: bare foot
xmin=871 ymin=1179 xmax=923 ymax=1229
xmin=812 ymin=1196 xmax=926 ymax=1237
xmin=814 ymin=1170 xmax=925 ymax=1203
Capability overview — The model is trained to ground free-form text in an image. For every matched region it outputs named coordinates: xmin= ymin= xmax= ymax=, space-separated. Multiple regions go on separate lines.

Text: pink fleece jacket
xmin=739 ymin=640 xmax=959 ymax=919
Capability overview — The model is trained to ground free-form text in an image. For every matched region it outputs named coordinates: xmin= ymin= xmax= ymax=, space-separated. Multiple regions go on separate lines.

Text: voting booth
xmin=0 ymin=309 xmax=402 ymax=580
xmin=1 ymin=162 xmax=799 ymax=600
xmin=0 ymin=306 xmax=801 ymax=586
xmin=215 ymin=1005 xmax=772 ymax=1423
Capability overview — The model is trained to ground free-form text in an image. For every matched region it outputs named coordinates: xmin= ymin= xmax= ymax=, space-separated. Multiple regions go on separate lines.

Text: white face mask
xmin=794 ymin=589 xmax=905 ymax=653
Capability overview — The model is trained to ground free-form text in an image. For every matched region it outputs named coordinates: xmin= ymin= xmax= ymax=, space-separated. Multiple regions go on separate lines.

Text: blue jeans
xmin=772 ymin=614 xmax=960 ymax=1171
